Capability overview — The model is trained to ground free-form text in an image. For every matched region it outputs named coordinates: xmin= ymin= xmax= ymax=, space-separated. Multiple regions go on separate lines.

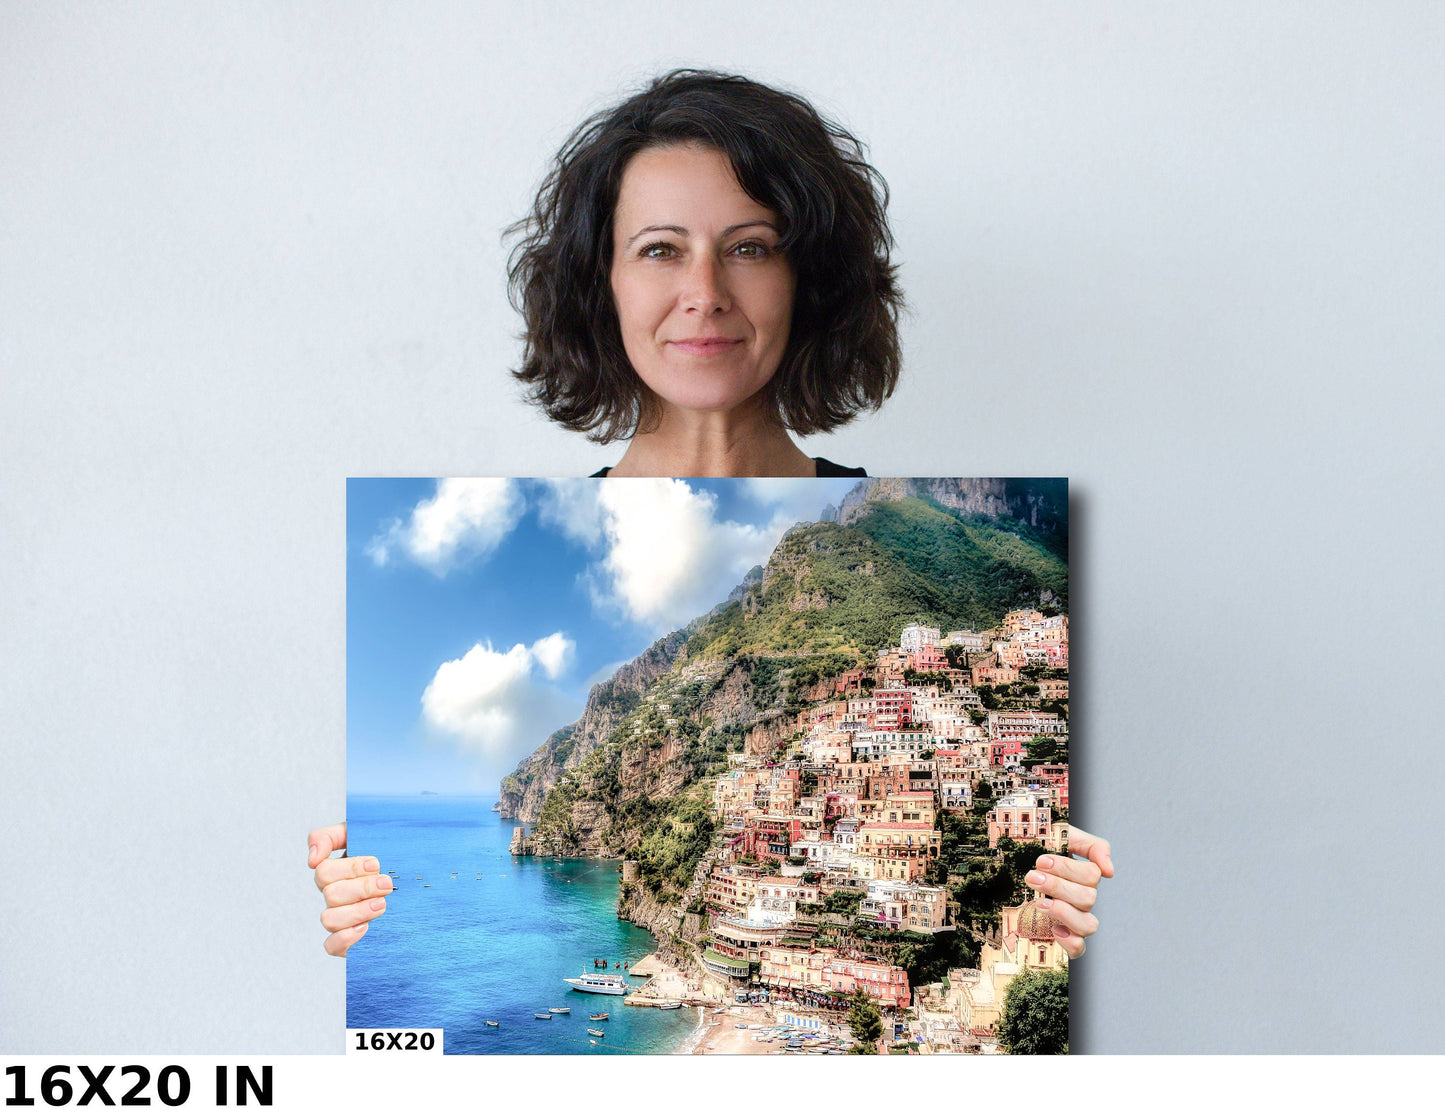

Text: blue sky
xmin=347 ymin=476 xmax=860 ymax=795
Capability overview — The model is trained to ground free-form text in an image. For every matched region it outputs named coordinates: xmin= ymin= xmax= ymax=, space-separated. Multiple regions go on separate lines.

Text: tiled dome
xmin=1016 ymin=899 xmax=1056 ymax=940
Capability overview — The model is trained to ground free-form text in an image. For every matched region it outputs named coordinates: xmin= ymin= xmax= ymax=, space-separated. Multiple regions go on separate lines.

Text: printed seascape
xmin=347 ymin=477 xmax=1071 ymax=1055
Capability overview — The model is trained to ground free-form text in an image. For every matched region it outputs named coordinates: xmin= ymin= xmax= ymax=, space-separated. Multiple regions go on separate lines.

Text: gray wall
xmin=3 ymin=3 xmax=1440 ymax=1054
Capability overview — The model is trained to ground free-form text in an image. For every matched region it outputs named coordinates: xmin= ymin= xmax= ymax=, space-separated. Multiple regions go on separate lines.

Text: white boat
xmin=563 ymin=973 xmax=629 ymax=996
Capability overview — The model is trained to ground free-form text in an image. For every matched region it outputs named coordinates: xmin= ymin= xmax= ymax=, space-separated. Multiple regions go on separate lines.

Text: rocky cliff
xmin=837 ymin=477 xmax=1067 ymax=556
xmin=495 ymin=629 xmax=689 ymax=822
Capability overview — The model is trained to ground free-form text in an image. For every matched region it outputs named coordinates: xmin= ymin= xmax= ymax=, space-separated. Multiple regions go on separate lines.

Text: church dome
xmin=1016 ymin=900 xmax=1056 ymax=940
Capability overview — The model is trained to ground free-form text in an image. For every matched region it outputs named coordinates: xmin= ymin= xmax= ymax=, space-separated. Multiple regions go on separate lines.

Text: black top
xmin=590 ymin=456 xmax=866 ymax=478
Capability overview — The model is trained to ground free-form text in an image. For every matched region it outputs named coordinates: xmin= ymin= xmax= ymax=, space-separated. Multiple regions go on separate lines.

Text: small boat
xmin=588 ymin=1012 xmax=609 ymax=1022
xmin=534 ymin=1013 xmax=552 ymax=1020
xmin=657 ymin=1002 xmax=683 ymax=1010
xmin=589 ymin=1039 xmax=598 ymax=1045
xmin=549 ymin=1007 xmax=570 ymax=1015
xmin=587 ymin=1028 xmax=605 ymax=1038
xmin=485 ymin=1021 xmax=499 ymax=1028
xmin=593 ymin=958 xmax=608 ymax=968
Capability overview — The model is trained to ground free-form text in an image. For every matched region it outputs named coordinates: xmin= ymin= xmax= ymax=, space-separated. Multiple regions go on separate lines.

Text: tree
xmin=1024 ymin=734 xmax=1066 ymax=766
xmin=996 ymin=967 xmax=1069 ymax=1055
xmin=847 ymin=993 xmax=883 ymax=1053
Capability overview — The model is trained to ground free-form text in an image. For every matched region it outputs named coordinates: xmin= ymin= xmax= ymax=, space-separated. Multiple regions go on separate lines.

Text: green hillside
xmin=685 ymin=496 xmax=1068 ymax=660
xmin=518 ymin=491 xmax=1067 ymax=893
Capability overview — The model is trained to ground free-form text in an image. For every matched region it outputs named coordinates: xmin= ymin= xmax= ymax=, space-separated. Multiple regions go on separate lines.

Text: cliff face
xmin=837 ymin=477 xmax=1067 ymax=557
xmin=495 ymin=629 xmax=689 ymax=822
xmin=617 ymin=879 xmax=683 ymax=951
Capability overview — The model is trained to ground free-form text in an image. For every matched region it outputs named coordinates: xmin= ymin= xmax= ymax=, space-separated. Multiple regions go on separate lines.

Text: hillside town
xmin=644 ymin=609 xmax=1072 ymax=1054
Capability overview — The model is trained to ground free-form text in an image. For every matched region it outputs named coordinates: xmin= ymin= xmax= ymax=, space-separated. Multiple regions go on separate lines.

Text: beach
xmin=680 ymin=1002 xmax=780 ymax=1054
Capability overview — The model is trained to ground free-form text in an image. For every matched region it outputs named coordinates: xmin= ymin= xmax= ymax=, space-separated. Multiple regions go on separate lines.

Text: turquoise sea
xmin=344 ymin=795 xmax=699 ymax=1055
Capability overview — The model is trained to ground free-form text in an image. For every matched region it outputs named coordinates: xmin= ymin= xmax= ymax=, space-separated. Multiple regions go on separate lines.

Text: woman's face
xmin=609 ymin=143 xmax=795 ymax=419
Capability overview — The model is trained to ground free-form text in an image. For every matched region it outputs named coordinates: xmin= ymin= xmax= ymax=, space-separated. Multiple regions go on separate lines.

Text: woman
xmin=311 ymin=70 xmax=1112 ymax=960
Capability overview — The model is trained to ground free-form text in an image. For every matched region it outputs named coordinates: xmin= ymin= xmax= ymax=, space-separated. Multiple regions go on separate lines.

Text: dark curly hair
xmin=507 ymin=69 xmax=903 ymax=444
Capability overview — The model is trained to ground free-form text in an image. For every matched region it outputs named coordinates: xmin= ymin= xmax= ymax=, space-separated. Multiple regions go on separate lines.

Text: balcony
xmin=702 ymin=949 xmax=752 ymax=979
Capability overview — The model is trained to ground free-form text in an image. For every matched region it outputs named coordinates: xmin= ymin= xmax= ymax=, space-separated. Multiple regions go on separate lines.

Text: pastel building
xmin=858 ymin=880 xmax=952 ymax=933
xmin=986 ymin=789 xmax=1053 ymax=847
xmin=900 ymin=623 xmax=942 ymax=652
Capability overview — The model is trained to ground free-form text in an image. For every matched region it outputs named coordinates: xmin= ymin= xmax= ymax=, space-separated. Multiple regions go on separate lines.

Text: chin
xmin=647 ymin=374 xmax=773 ymax=417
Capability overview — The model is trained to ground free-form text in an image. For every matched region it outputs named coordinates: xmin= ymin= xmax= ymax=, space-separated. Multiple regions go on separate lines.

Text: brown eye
xmin=640 ymin=241 xmax=675 ymax=259
xmin=732 ymin=241 xmax=769 ymax=258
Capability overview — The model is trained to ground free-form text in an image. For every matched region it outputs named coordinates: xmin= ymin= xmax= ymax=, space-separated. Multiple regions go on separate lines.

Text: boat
xmin=588 ymin=1013 xmax=609 ymax=1022
xmin=587 ymin=1028 xmax=605 ymax=1038
xmin=485 ymin=1021 xmax=499 ymax=1028
xmin=563 ymin=973 xmax=629 ymax=996
xmin=534 ymin=1013 xmax=552 ymax=1020
xmin=548 ymin=1007 xmax=570 ymax=1015
xmin=657 ymin=1001 xmax=683 ymax=1010
xmin=593 ymin=958 xmax=608 ymax=968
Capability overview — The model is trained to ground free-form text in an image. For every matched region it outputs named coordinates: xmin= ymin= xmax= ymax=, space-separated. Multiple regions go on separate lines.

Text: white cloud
xmin=528 ymin=632 xmax=574 ymax=679
xmin=536 ymin=478 xmax=608 ymax=547
xmin=367 ymin=478 xmax=523 ymax=574
xmin=421 ymin=632 xmax=578 ymax=759
xmin=552 ymin=478 xmax=789 ymax=632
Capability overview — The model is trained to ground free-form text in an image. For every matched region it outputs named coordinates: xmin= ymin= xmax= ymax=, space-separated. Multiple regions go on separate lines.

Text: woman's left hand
xmin=1026 ymin=826 xmax=1113 ymax=959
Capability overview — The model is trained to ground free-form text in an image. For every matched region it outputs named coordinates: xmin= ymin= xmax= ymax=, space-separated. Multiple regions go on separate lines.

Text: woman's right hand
xmin=308 ymin=823 xmax=392 ymax=957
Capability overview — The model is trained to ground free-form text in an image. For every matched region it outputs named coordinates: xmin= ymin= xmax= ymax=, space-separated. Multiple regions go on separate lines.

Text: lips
xmin=669 ymin=337 xmax=743 ymax=355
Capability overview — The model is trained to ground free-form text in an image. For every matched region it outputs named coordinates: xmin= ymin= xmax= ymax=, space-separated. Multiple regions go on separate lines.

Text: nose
xmin=680 ymin=254 xmax=731 ymax=314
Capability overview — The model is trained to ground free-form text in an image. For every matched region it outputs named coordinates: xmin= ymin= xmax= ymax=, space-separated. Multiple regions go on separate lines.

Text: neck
xmin=608 ymin=398 xmax=815 ymax=478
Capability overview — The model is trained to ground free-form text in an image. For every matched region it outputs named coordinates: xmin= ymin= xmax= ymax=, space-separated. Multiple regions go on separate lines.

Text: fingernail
xmin=370 ymin=898 xmax=386 ymax=912
xmin=309 ymin=845 xmax=318 ymax=864
xmin=363 ymin=858 xmax=379 ymax=872
xmin=1053 ymin=925 xmax=1070 ymax=938
xmin=1025 ymin=871 xmax=1046 ymax=887
xmin=377 ymin=875 xmax=392 ymax=891
xmin=1037 ymin=856 xmax=1054 ymax=870
xmin=1038 ymin=897 xmax=1053 ymax=909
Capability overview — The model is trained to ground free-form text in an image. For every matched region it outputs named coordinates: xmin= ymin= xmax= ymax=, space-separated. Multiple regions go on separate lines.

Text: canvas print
xmin=346 ymin=476 xmax=1071 ymax=1054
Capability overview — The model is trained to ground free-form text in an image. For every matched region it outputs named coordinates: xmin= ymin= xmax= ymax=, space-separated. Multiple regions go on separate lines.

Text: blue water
xmin=345 ymin=795 xmax=699 ymax=1055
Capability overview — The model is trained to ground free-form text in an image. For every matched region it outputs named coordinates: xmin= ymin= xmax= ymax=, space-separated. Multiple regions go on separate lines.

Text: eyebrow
xmin=622 ymin=220 xmax=778 ymax=248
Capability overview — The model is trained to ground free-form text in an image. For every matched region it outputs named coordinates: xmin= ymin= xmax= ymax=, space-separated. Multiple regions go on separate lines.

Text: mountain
xmin=497 ymin=479 xmax=1067 ymax=836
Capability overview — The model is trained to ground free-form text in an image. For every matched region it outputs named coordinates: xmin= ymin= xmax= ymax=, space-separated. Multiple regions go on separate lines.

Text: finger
xmin=315 ymin=854 xmax=383 ymax=891
xmin=324 ymin=920 xmax=369 ymax=958
xmin=323 ymin=871 xmax=394 ymax=908
xmin=308 ymin=823 xmax=347 ymax=870
xmin=1025 ymin=867 xmax=1097 ymax=912
xmin=320 ymin=895 xmax=388 ymax=934
xmin=1052 ymin=926 xmax=1086 ymax=960
xmin=1067 ymin=826 xmax=1114 ymax=878
xmin=1037 ymin=897 xmax=1099 ymax=940
xmin=1034 ymin=853 xmax=1101 ymax=889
